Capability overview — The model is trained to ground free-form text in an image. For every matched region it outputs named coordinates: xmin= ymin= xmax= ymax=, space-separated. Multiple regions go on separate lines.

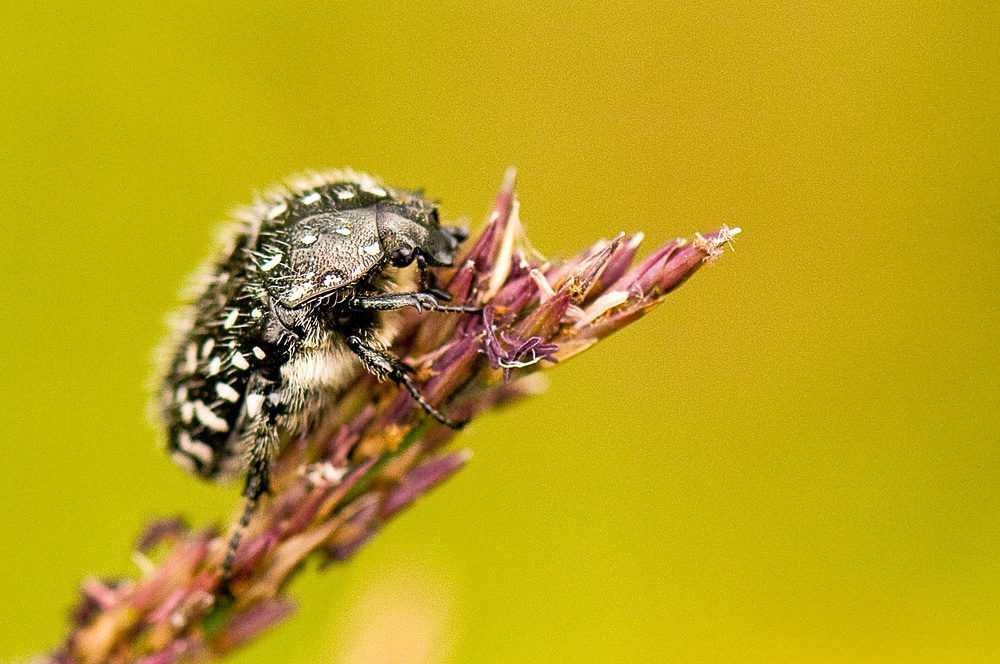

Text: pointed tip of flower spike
xmin=502 ymin=165 xmax=517 ymax=191
xmin=562 ymin=224 xmax=740 ymax=343
xmin=451 ymin=168 xmax=520 ymax=302
xmin=558 ymin=233 xmax=624 ymax=304
xmin=694 ymin=225 xmax=741 ymax=264
xmin=485 ymin=200 xmax=521 ymax=299
xmin=595 ymin=232 xmax=644 ymax=291
xmin=650 ymin=225 xmax=738 ymax=293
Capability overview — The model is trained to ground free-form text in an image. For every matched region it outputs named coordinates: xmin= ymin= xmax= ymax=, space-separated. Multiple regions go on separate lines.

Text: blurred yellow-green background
xmin=2 ymin=2 xmax=997 ymax=662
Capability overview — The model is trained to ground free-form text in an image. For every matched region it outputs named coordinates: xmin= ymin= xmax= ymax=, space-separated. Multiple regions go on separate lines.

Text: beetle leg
xmin=218 ymin=479 xmax=261 ymax=598
xmin=348 ymin=292 xmax=480 ymax=313
xmin=219 ymin=387 xmax=279 ymax=593
xmin=344 ymin=335 xmax=466 ymax=429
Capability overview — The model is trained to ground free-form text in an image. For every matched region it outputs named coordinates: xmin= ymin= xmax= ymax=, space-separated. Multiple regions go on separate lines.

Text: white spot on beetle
xmin=251 ymin=308 xmax=262 ymax=318
xmin=245 ymin=393 xmax=265 ymax=418
xmin=207 ymin=356 xmax=222 ymax=376
xmin=175 ymin=385 xmax=188 ymax=403
xmin=200 ymin=338 xmax=215 ymax=359
xmin=301 ymin=234 xmax=317 ymax=245
xmin=335 ymin=226 xmax=351 ymax=236
xmin=215 ymin=381 xmax=240 ymax=402
xmin=180 ymin=401 xmax=194 ymax=423
xmin=179 ymin=431 xmax=214 ymax=465
xmin=286 ymin=283 xmax=314 ymax=301
xmin=252 ymin=346 xmax=266 ymax=360
xmin=363 ymin=184 xmax=387 ymax=196
xmin=261 ymin=253 xmax=283 ymax=271
xmin=231 ymin=351 xmax=250 ymax=370
xmin=171 ymin=450 xmax=197 ymax=474
xmin=335 ymin=189 xmax=355 ymax=200
xmin=194 ymin=401 xmax=229 ymax=432
xmin=301 ymin=191 xmax=321 ymax=205
xmin=267 ymin=201 xmax=287 ymax=219
xmin=184 ymin=343 xmax=198 ymax=373
xmin=222 ymin=308 xmax=239 ymax=329
xmin=361 ymin=241 xmax=380 ymax=256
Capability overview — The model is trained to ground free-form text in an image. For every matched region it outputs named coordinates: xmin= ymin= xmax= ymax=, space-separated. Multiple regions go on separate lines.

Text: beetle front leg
xmin=348 ymin=292 xmax=480 ymax=314
xmin=343 ymin=334 xmax=466 ymax=429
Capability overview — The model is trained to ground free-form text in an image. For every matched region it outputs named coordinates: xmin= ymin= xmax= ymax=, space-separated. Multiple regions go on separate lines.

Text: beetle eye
xmin=390 ymin=245 xmax=414 ymax=267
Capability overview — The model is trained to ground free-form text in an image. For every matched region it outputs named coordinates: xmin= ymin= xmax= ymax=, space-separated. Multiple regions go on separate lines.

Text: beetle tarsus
xmin=218 ymin=434 xmax=271 ymax=594
xmin=397 ymin=371 xmax=466 ymax=429
xmin=218 ymin=489 xmax=262 ymax=595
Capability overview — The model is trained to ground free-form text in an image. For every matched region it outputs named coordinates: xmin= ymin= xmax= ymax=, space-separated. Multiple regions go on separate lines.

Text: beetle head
xmin=377 ymin=199 xmax=468 ymax=269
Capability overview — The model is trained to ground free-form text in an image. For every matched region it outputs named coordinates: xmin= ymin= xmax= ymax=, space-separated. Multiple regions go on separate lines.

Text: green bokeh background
xmin=2 ymin=2 xmax=997 ymax=662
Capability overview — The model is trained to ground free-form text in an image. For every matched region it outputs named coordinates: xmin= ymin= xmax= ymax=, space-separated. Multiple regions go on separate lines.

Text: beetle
xmin=155 ymin=171 xmax=477 ymax=581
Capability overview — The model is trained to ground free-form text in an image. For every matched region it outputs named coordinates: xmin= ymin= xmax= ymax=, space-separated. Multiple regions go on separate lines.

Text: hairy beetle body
xmin=156 ymin=171 xmax=470 ymax=502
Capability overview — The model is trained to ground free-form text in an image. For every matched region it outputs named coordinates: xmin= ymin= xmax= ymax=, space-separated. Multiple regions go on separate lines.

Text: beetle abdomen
xmin=160 ymin=263 xmax=284 ymax=478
